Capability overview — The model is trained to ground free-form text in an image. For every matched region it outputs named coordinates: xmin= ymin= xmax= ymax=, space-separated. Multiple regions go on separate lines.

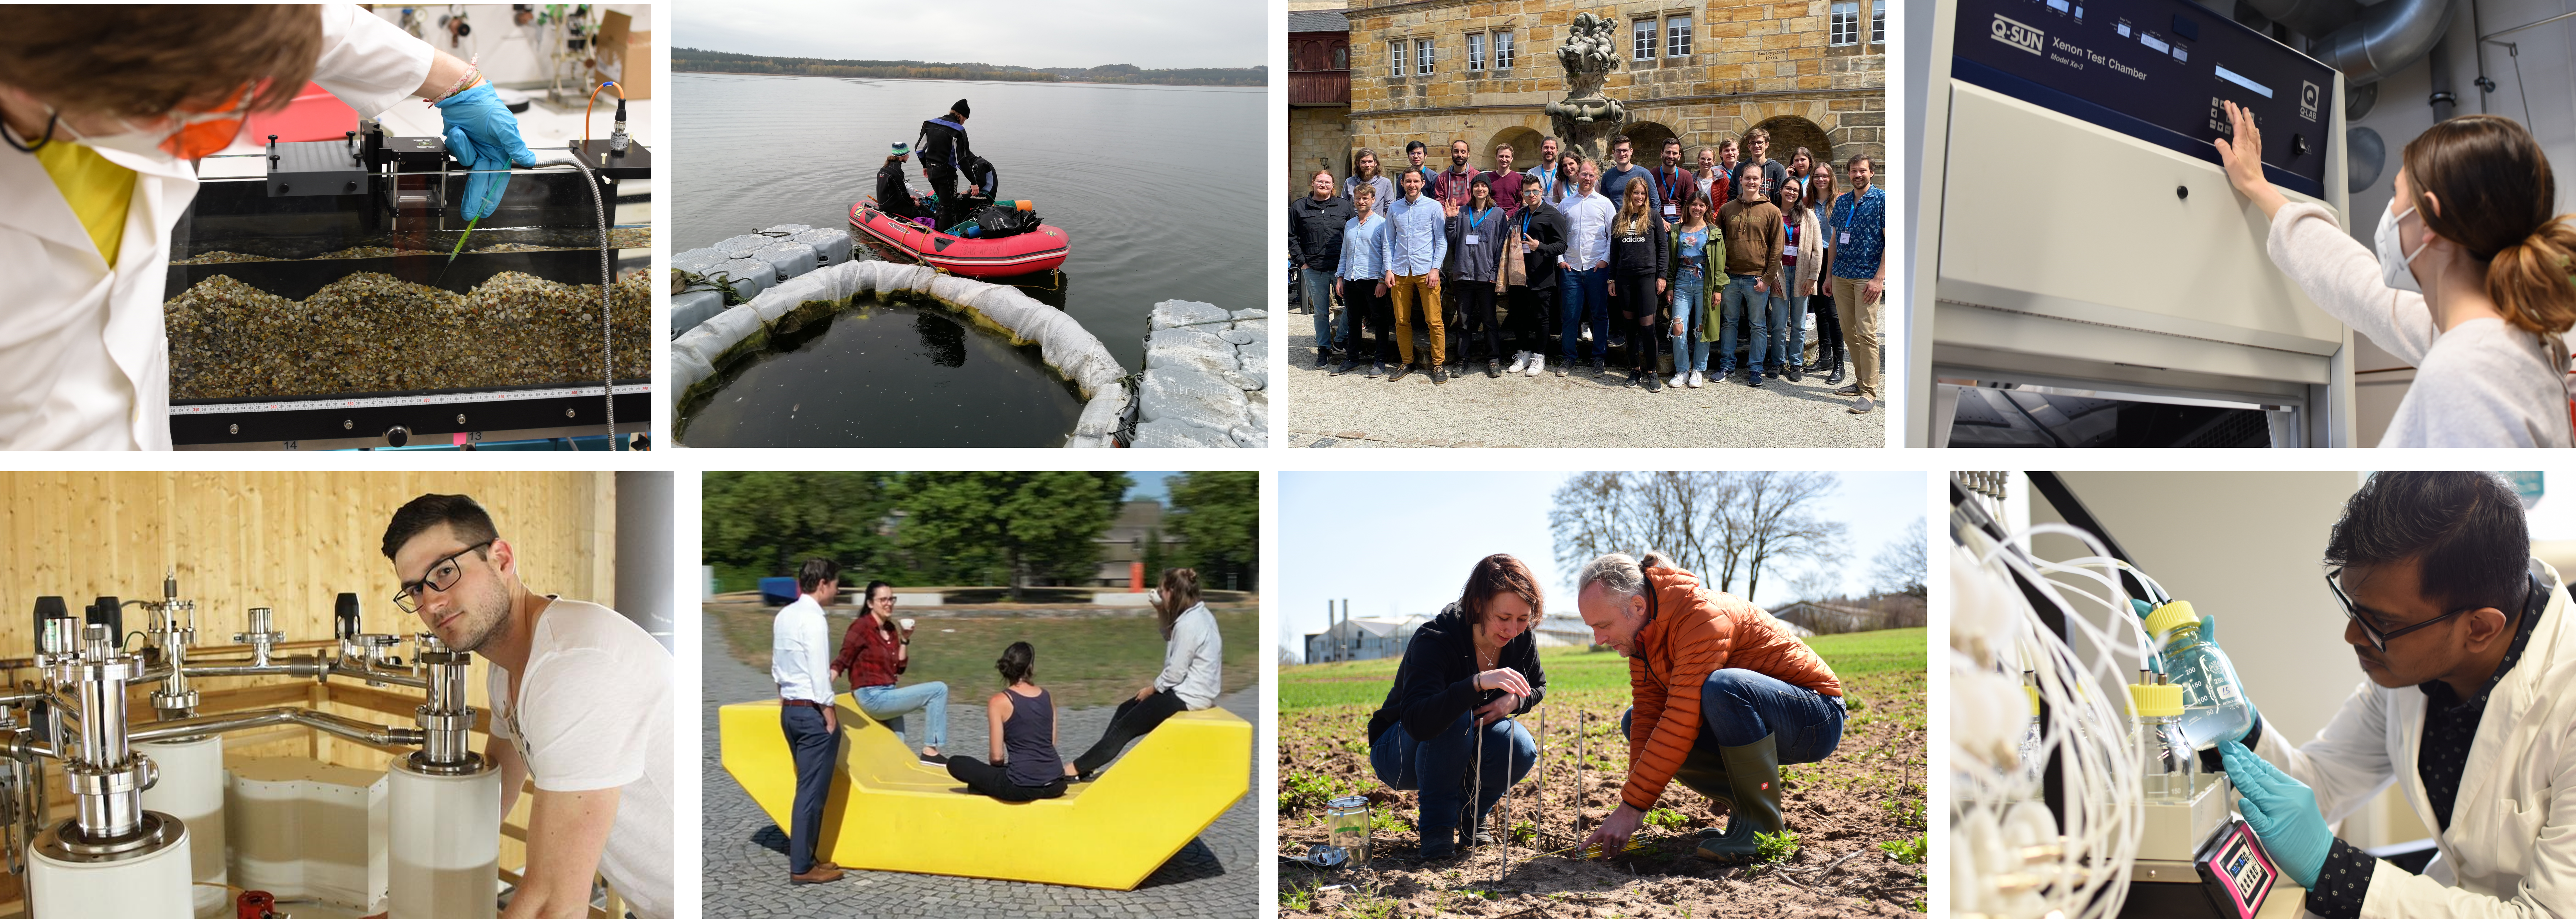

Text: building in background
xmin=1286 ymin=0 xmax=1887 ymax=191
xmin=1092 ymin=499 xmax=1190 ymax=588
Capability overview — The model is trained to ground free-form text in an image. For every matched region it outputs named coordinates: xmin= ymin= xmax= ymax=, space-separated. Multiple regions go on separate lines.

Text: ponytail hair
xmin=1155 ymin=568 xmax=1202 ymax=639
xmin=2486 ymin=216 xmax=2576 ymax=336
xmin=996 ymin=641 xmax=1035 ymax=684
xmin=2400 ymin=115 xmax=2576 ymax=335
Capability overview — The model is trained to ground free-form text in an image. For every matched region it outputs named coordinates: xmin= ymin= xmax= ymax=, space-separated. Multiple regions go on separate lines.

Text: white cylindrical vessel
xmin=389 ymin=757 xmax=500 ymax=919
xmin=138 ymin=736 xmax=227 ymax=918
xmin=28 ymin=813 xmax=193 ymax=918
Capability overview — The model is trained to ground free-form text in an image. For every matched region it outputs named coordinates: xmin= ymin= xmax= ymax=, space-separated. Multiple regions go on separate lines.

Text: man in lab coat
xmin=0 ymin=4 xmax=532 ymax=449
xmin=2217 ymin=471 xmax=2576 ymax=919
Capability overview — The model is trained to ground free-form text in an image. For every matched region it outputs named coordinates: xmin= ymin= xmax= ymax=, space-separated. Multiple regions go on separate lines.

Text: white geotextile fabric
xmin=674 ymin=260 xmax=1126 ymax=447
xmin=1131 ymin=300 xmax=1266 ymax=447
xmin=1149 ymin=300 xmax=1231 ymax=330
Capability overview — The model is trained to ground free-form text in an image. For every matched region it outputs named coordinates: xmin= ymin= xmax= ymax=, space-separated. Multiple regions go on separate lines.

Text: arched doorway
xmin=1486 ymin=125 xmax=1544 ymax=173
xmin=1749 ymin=116 xmax=1833 ymax=172
xmin=1620 ymin=122 xmax=1677 ymax=164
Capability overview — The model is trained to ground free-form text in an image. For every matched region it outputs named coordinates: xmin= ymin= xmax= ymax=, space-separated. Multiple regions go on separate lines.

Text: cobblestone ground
xmin=701 ymin=617 xmax=1257 ymax=918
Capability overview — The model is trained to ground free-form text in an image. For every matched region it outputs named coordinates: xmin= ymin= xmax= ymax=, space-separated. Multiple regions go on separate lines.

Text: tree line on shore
xmin=675 ymin=48 xmax=1264 ymax=86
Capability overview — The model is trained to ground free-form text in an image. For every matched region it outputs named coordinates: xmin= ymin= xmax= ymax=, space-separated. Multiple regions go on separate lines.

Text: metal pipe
xmin=2318 ymin=0 xmax=2459 ymax=87
xmin=181 ymin=656 xmax=332 ymax=681
xmin=328 ymin=658 xmax=431 ymax=690
xmin=2238 ymin=0 xmax=2365 ymax=43
xmin=2481 ymin=6 xmax=2576 ymax=39
xmin=127 ymin=707 xmax=425 ymax=748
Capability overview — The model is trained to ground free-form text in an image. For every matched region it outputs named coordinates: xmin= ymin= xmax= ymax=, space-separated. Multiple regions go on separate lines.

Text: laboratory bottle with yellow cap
xmin=2129 ymin=679 xmax=2196 ymax=800
xmin=2142 ymin=601 xmax=2253 ymax=750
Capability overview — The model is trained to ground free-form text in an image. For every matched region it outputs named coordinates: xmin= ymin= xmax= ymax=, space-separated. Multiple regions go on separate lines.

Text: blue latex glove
xmin=2219 ymin=741 xmax=2330 ymax=888
xmin=434 ymin=83 xmax=535 ymax=221
xmin=2201 ymin=615 xmax=2262 ymax=742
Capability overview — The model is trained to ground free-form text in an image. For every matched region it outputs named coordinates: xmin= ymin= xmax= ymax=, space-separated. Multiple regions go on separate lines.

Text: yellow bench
xmin=719 ymin=693 xmax=1250 ymax=889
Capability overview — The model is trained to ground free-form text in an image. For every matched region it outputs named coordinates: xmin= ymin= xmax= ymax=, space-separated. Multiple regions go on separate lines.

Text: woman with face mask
xmin=0 ymin=5 xmax=533 ymax=450
xmin=2219 ymin=101 xmax=2576 ymax=447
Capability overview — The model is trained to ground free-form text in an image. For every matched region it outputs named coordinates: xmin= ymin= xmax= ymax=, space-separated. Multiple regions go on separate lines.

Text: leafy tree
xmin=892 ymin=472 xmax=1131 ymax=600
xmin=1140 ymin=526 xmax=1166 ymax=589
xmin=1167 ymin=472 xmax=1259 ymax=592
xmin=700 ymin=473 xmax=898 ymax=591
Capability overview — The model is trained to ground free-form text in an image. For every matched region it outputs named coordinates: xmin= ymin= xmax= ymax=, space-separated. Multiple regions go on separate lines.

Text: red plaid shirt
xmin=833 ymin=612 xmax=907 ymax=688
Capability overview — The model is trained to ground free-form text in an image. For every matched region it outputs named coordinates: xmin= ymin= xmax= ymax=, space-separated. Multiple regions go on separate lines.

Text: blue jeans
xmin=1620 ymin=668 xmax=1845 ymax=765
xmin=1558 ymin=266 xmax=1609 ymax=364
xmin=1369 ymin=711 xmax=1537 ymax=832
xmin=1764 ymin=292 xmax=1807 ymax=372
xmin=1668 ymin=271 xmax=1709 ymax=372
xmin=854 ymin=682 xmax=949 ymax=750
xmin=1717 ymin=274 xmax=1766 ymax=374
xmin=1301 ymin=267 xmax=1345 ymax=351
xmin=779 ymin=704 xmax=840 ymax=874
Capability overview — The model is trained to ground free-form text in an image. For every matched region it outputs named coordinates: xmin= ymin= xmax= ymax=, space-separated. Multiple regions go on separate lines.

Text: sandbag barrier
xmin=671 ymin=223 xmax=858 ymax=338
xmin=670 ymin=259 xmax=1131 ymax=447
xmin=1128 ymin=301 xmax=1267 ymax=447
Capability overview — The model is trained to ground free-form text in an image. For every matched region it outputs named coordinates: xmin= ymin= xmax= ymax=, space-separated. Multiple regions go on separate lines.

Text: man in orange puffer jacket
xmin=1574 ymin=551 xmax=1844 ymax=862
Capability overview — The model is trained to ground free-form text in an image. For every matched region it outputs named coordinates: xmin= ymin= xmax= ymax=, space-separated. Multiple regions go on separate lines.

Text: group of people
xmin=1291 ymin=131 xmax=1887 ymax=413
xmin=769 ymin=564 xmax=1225 ymax=884
xmin=1363 ymin=552 xmax=1844 ymax=862
xmin=874 ymin=96 xmax=999 ymax=230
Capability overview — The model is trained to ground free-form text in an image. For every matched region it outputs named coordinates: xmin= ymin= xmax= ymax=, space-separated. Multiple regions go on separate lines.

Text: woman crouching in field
xmin=1365 ymin=554 xmax=1547 ymax=859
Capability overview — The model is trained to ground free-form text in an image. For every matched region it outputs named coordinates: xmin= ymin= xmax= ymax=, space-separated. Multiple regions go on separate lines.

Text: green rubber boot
xmin=1668 ymin=744 xmax=1737 ymax=820
xmin=1694 ymin=733 xmax=1785 ymax=863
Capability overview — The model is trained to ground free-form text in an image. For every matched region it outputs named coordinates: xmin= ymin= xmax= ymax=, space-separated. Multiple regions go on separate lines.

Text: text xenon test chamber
xmin=1910 ymin=0 xmax=2353 ymax=447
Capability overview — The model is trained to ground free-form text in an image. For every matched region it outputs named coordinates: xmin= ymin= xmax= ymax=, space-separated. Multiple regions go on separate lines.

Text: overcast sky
xmin=1277 ymin=472 xmax=1927 ymax=658
xmin=676 ymin=0 xmax=1264 ymax=70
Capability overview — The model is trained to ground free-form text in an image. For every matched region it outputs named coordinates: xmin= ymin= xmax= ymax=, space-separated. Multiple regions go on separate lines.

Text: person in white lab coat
xmin=2210 ymin=472 xmax=2576 ymax=919
xmin=0 ymin=4 xmax=532 ymax=450
xmin=2217 ymin=101 xmax=2576 ymax=448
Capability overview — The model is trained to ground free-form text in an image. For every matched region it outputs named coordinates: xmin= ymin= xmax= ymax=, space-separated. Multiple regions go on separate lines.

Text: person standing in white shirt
xmin=768 ymin=558 xmax=846 ymax=885
xmin=1554 ymin=159 xmax=1618 ymax=377
xmin=382 ymin=493 xmax=675 ymax=918
xmin=1069 ymin=568 xmax=1225 ymax=781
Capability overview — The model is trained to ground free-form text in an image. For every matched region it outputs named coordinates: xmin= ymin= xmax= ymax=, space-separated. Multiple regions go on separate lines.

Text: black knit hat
xmin=952 ymin=99 xmax=971 ymax=118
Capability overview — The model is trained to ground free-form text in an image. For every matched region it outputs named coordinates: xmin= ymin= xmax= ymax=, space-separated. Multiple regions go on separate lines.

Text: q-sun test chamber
xmin=1910 ymin=0 xmax=2355 ymax=447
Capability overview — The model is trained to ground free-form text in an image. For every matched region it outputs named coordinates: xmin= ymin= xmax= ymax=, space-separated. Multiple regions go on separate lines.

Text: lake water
xmin=673 ymin=73 xmax=1265 ymax=374
xmin=676 ymin=303 xmax=1084 ymax=448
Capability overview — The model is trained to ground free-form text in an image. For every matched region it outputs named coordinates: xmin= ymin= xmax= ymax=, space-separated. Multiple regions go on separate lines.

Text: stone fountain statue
xmin=1544 ymin=13 xmax=1631 ymax=163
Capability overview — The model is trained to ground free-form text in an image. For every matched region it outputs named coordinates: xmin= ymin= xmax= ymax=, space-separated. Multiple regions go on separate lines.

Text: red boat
xmin=849 ymin=198 xmax=1070 ymax=278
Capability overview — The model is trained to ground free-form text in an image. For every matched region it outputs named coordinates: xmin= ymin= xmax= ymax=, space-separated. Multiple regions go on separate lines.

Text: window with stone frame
xmin=1416 ymin=37 xmax=1435 ymax=75
xmin=1667 ymin=14 xmax=1693 ymax=56
xmin=1466 ymin=32 xmax=1485 ymax=72
xmin=1389 ymin=40 xmax=1407 ymax=77
xmin=1494 ymin=30 xmax=1515 ymax=70
xmin=1632 ymin=17 xmax=1658 ymax=60
xmin=1871 ymin=0 xmax=1888 ymax=43
xmin=1830 ymin=1 xmax=1860 ymax=45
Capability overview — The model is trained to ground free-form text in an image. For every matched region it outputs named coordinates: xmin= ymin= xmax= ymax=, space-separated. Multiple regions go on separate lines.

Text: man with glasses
xmin=383 ymin=493 xmax=673 ymax=917
xmin=2208 ymin=472 xmax=2576 ymax=919
xmin=831 ymin=579 xmax=950 ymax=766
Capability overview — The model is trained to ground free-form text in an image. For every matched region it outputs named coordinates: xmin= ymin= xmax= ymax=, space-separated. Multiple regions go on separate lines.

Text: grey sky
xmin=676 ymin=0 xmax=1265 ymax=70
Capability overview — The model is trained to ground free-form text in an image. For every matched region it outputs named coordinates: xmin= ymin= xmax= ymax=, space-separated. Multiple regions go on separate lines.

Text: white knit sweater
xmin=2266 ymin=201 xmax=2572 ymax=447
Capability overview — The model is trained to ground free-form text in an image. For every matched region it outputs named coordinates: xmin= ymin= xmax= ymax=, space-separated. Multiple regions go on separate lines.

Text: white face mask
xmin=2376 ymin=204 xmax=2433 ymax=295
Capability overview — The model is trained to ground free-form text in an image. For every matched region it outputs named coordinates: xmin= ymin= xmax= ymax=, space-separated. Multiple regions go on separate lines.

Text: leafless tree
xmin=1871 ymin=517 xmax=1929 ymax=598
xmin=1727 ymin=472 xmax=1847 ymax=601
xmin=1550 ymin=472 xmax=1637 ymax=590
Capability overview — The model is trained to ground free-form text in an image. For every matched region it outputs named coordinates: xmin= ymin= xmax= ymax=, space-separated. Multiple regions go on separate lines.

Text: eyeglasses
xmin=393 ymin=540 xmax=495 ymax=615
xmin=2324 ymin=567 xmax=2476 ymax=651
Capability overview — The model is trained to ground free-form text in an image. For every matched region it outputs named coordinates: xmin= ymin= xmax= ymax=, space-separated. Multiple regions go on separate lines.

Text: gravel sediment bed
xmin=165 ymin=270 xmax=651 ymax=399
xmin=1285 ymin=322 xmax=1886 ymax=448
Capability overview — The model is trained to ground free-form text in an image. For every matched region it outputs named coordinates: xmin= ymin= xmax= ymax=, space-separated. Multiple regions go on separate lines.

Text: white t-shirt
xmin=487 ymin=598 xmax=674 ymax=919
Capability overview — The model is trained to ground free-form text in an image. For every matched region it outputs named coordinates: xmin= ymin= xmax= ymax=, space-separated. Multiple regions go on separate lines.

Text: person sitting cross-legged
xmin=945 ymin=641 xmax=1077 ymax=801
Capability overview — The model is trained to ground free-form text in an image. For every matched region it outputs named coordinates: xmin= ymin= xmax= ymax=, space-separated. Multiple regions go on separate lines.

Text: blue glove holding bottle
xmin=434 ymin=83 xmax=534 ymax=220
xmin=2219 ymin=740 xmax=2330 ymax=888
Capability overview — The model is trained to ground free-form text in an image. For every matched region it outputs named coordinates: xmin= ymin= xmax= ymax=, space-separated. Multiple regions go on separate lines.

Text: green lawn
xmin=1279 ymin=627 xmax=1927 ymax=711
xmin=714 ymin=605 xmax=1260 ymax=710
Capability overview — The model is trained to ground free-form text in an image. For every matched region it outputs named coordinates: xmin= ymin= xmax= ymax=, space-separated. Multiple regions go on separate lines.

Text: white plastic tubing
xmin=669 ymin=260 xmax=1130 ymax=447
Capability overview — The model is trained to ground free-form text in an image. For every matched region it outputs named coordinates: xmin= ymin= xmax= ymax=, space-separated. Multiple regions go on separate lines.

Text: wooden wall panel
xmin=0 ymin=473 xmax=629 ymax=911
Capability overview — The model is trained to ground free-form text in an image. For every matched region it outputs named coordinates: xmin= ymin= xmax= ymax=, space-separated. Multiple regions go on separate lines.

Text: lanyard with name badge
xmin=1464 ymin=207 xmax=1491 ymax=246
